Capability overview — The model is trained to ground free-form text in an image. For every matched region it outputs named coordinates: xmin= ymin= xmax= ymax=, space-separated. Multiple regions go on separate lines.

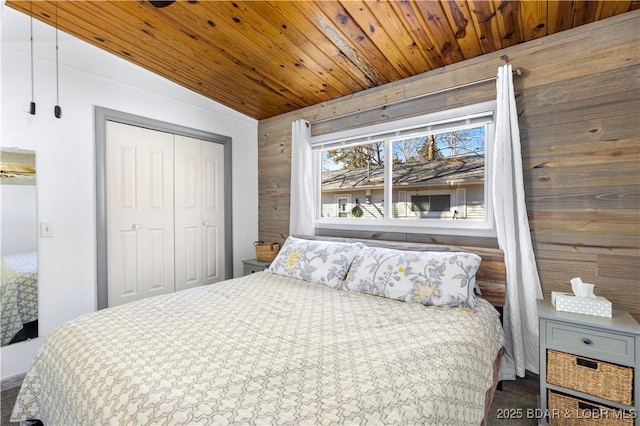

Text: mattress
xmin=12 ymin=271 xmax=504 ymax=425
xmin=1 ymin=251 xmax=38 ymax=345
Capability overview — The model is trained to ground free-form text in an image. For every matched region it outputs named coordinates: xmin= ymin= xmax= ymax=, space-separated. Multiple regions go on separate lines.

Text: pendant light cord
xmin=54 ymin=0 xmax=61 ymax=118
xmin=30 ymin=0 xmax=34 ymax=103
xmin=55 ymin=0 xmax=59 ymax=108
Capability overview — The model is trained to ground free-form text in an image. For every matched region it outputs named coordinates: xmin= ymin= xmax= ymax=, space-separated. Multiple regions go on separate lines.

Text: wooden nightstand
xmin=242 ymin=258 xmax=271 ymax=276
xmin=538 ymin=299 xmax=639 ymax=425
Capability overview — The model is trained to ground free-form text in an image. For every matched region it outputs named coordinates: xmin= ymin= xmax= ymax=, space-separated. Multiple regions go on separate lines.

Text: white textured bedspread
xmin=12 ymin=271 xmax=504 ymax=425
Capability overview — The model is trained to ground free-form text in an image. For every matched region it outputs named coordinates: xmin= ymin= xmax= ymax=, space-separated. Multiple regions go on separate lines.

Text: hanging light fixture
xmin=148 ymin=1 xmax=176 ymax=8
xmin=53 ymin=0 xmax=62 ymax=119
xmin=28 ymin=0 xmax=36 ymax=115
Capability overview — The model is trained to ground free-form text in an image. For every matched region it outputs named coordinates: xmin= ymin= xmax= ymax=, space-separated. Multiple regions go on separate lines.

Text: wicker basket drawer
xmin=547 ymin=350 xmax=633 ymax=405
xmin=548 ymin=391 xmax=634 ymax=426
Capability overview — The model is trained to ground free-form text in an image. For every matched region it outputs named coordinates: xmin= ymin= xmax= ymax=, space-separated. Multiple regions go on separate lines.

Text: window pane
xmin=391 ymin=126 xmax=485 ymax=220
xmin=411 ymin=195 xmax=451 ymax=213
xmin=321 ymin=142 xmax=385 ymax=218
xmin=319 ymin=124 xmax=486 ymax=221
xmin=411 ymin=195 xmax=430 ymax=212
xmin=430 ymin=195 xmax=451 ymax=212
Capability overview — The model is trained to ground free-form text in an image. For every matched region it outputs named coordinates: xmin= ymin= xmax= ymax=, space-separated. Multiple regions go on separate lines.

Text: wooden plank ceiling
xmin=6 ymin=0 xmax=638 ymax=120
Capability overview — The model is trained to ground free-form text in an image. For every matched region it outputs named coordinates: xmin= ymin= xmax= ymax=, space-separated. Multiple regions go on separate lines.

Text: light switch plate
xmin=40 ymin=222 xmax=53 ymax=237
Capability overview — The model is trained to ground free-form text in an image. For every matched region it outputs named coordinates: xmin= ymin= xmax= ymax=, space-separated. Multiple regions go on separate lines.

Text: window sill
xmin=315 ymin=218 xmax=497 ymax=238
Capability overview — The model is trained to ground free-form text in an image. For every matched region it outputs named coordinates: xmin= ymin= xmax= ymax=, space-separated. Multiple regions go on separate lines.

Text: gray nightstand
xmin=538 ymin=299 xmax=639 ymax=425
xmin=242 ymin=258 xmax=271 ymax=276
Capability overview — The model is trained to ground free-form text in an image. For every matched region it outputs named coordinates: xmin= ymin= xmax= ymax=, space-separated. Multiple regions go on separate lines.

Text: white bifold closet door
xmin=106 ymin=122 xmax=175 ymax=307
xmin=106 ymin=121 xmax=225 ymax=308
xmin=174 ymin=135 xmax=225 ymax=291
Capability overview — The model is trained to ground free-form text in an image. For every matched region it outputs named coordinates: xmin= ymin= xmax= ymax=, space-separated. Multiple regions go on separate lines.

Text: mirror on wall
xmin=0 ymin=148 xmax=38 ymax=346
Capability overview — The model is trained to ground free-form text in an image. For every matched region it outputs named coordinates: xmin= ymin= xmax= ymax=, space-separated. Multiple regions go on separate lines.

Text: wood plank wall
xmin=258 ymin=11 xmax=640 ymax=320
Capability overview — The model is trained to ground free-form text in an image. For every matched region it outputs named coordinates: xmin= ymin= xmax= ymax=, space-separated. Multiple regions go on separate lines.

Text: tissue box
xmin=551 ymin=291 xmax=612 ymax=318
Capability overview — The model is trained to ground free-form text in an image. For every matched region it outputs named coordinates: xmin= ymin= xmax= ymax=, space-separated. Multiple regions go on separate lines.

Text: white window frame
xmin=311 ymin=101 xmax=497 ymax=238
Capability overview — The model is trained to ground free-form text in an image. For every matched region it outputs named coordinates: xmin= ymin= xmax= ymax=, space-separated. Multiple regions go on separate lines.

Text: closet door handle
xmin=202 ymin=221 xmax=209 ymax=226
xmin=131 ymin=224 xmax=142 ymax=230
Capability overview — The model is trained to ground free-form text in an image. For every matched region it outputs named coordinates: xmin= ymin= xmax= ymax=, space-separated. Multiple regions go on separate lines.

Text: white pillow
xmin=268 ymin=237 xmax=363 ymax=288
xmin=341 ymin=246 xmax=482 ymax=308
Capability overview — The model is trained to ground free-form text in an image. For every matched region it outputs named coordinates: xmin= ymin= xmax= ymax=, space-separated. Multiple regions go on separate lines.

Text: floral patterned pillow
xmin=342 ymin=246 xmax=482 ymax=308
xmin=268 ymin=237 xmax=363 ymax=288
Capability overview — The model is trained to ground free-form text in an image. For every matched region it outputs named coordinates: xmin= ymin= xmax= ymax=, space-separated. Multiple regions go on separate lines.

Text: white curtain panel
xmin=493 ymin=64 xmax=543 ymax=380
xmin=289 ymin=119 xmax=315 ymax=236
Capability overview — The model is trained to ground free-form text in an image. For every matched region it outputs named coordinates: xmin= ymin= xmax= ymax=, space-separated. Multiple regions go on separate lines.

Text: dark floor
xmin=511 ymin=370 xmax=540 ymax=391
xmin=488 ymin=380 xmax=540 ymax=425
xmin=1 ymin=387 xmax=19 ymax=426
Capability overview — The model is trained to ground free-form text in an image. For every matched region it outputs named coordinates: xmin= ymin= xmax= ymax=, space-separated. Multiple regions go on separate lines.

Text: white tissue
xmin=570 ymin=277 xmax=596 ymax=299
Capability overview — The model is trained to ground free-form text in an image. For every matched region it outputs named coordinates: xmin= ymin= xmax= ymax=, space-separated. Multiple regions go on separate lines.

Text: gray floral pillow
xmin=342 ymin=246 xmax=482 ymax=308
xmin=268 ymin=237 xmax=363 ymax=288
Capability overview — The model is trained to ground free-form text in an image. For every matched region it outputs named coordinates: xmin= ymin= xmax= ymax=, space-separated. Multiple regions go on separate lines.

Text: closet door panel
xmin=119 ymin=229 xmax=139 ymax=296
xmin=183 ymin=226 xmax=200 ymax=285
xmin=174 ymin=136 xmax=203 ymax=291
xmin=202 ymin=141 xmax=225 ymax=284
xmin=106 ymin=122 xmax=175 ymax=307
xmin=203 ymin=225 xmax=219 ymax=281
xmin=149 ymin=151 xmax=167 ymax=208
xmin=120 ymin=146 xmax=137 ymax=209
xmin=142 ymin=131 xmax=175 ymax=297
xmin=149 ymin=228 xmax=169 ymax=292
xmin=175 ymin=136 xmax=225 ymax=289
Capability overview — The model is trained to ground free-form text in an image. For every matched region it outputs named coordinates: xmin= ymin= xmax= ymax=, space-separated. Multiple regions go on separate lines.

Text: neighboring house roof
xmin=322 ymin=155 xmax=484 ymax=190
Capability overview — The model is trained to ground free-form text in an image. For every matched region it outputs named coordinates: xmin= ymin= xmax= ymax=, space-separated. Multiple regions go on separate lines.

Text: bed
xmin=11 ymin=237 xmax=506 ymax=425
xmin=1 ymin=251 xmax=38 ymax=345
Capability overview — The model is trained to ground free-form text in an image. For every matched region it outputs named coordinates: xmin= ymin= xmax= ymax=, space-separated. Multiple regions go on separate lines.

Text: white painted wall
xmin=1 ymin=184 xmax=38 ymax=255
xmin=0 ymin=4 xmax=259 ymax=380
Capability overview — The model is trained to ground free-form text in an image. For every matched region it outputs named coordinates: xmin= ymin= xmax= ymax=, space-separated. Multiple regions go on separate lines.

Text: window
xmin=411 ymin=194 xmax=450 ymax=215
xmin=311 ymin=101 xmax=496 ymax=237
xmin=335 ymin=195 xmax=351 ymax=218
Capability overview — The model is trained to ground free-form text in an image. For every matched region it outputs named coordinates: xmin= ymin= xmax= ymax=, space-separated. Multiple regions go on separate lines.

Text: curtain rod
xmin=311 ymin=67 xmax=524 ymax=126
